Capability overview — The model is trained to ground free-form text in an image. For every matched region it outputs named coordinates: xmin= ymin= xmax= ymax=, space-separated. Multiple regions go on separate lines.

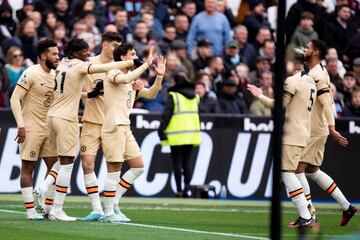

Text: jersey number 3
xmin=307 ymin=88 xmax=316 ymax=111
xmin=53 ymin=70 xmax=66 ymax=93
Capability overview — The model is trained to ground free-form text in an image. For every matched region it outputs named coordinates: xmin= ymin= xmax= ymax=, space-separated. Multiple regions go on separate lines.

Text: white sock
xmin=41 ymin=161 xmax=60 ymax=194
xmin=296 ymin=173 xmax=312 ymax=206
xmin=282 ymin=172 xmax=311 ymax=220
xmin=84 ymin=172 xmax=103 ymax=214
xmin=52 ymin=163 xmax=74 ymax=213
xmin=44 ymin=184 xmax=55 ymax=214
xmin=21 ymin=186 xmax=35 ymax=213
xmin=306 ymin=170 xmax=350 ymax=210
xmin=114 ymin=168 xmax=144 ymax=205
xmin=104 ymin=171 xmax=120 ymax=216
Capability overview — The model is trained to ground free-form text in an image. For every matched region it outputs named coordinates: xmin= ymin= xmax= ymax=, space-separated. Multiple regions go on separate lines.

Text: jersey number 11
xmin=53 ymin=70 xmax=66 ymax=93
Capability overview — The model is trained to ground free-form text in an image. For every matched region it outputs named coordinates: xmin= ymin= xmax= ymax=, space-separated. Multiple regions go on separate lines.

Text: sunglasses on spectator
xmin=13 ymin=53 xmax=23 ymax=58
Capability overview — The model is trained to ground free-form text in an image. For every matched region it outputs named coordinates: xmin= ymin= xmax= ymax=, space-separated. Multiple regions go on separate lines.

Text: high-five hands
xmin=153 ymin=55 xmax=166 ymax=76
xmin=145 ymin=46 xmax=155 ymax=66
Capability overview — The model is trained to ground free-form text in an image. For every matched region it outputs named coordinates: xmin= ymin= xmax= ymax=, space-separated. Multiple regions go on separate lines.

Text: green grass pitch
xmin=0 ymin=194 xmax=359 ymax=240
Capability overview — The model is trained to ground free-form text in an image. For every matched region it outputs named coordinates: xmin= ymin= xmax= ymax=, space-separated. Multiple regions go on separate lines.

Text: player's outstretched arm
xmin=247 ymin=84 xmax=275 ymax=108
xmin=137 ymin=55 xmax=166 ymax=99
xmin=318 ymin=90 xmax=348 ymax=147
xmin=87 ymin=60 xmax=134 ymax=74
xmin=112 ymin=46 xmax=155 ymax=84
xmin=10 ymin=86 xmax=27 ymax=143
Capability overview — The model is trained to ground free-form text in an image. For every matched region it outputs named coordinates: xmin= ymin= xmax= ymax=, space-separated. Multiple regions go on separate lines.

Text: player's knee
xmin=305 ymin=165 xmax=319 ymax=174
xmin=82 ymin=160 xmax=94 ymax=173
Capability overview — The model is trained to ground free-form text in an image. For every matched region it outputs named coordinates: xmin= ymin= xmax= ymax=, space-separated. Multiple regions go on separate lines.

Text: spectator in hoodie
xmin=290 ymin=11 xmax=318 ymax=48
xmin=285 ymin=0 xmax=327 ymax=42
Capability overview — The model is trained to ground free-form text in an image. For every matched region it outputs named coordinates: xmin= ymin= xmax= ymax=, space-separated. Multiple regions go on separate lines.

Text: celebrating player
xmin=78 ymin=32 xmax=123 ymax=221
xmin=99 ymin=43 xmax=165 ymax=222
xmin=10 ymin=39 xmax=60 ymax=220
xmin=294 ymin=39 xmax=357 ymax=226
xmin=46 ymin=38 xmax=134 ymax=221
xmin=248 ymin=49 xmax=317 ymax=228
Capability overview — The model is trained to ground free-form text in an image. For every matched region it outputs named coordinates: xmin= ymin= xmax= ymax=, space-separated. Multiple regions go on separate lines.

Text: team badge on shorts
xmin=81 ymin=146 xmax=87 ymax=152
xmin=30 ymin=151 xmax=36 ymax=158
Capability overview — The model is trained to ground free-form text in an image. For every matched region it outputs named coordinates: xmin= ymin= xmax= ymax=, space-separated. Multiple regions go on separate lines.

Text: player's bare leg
xmin=49 ymin=156 xmax=76 ymax=221
xmin=102 ymin=162 xmax=123 ymax=223
xmin=21 ymin=160 xmax=44 ymax=220
xmin=79 ymin=154 xmax=104 ymax=221
xmin=33 ymin=157 xmax=59 ymax=215
xmin=113 ymin=156 xmax=144 ymax=222
xmin=305 ymin=164 xmax=357 ymax=226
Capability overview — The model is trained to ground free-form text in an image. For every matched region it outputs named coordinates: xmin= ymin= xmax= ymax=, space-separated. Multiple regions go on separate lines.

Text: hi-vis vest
xmin=161 ymin=92 xmax=201 ymax=146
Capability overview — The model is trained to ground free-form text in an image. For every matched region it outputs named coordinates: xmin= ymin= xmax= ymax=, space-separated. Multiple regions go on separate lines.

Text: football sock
xmin=114 ymin=168 xmax=144 ymax=204
xmin=104 ymin=172 xmax=120 ymax=216
xmin=282 ymin=172 xmax=311 ymax=220
xmin=44 ymin=184 xmax=55 ymax=214
xmin=40 ymin=161 xmax=60 ymax=193
xmin=306 ymin=170 xmax=350 ymax=210
xmin=52 ymin=163 xmax=74 ymax=213
xmin=296 ymin=173 xmax=312 ymax=205
xmin=84 ymin=172 xmax=103 ymax=214
xmin=21 ymin=186 xmax=35 ymax=213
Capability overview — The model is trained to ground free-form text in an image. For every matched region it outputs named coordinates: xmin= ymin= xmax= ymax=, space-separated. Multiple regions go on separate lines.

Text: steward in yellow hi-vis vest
xmin=158 ymin=74 xmax=201 ymax=197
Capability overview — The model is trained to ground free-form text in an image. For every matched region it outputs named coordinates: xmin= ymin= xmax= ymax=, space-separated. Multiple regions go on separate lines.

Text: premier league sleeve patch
xmin=18 ymin=74 xmax=29 ymax=85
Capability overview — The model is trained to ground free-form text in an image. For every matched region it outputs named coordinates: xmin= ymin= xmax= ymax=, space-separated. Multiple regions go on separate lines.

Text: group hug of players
xmin=11 ymin=31 xmax=165 ymax=222
xmin=10 ymin=32 xmax=357 ymax=227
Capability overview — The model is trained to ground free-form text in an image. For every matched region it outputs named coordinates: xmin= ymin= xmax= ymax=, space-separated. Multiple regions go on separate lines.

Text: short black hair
xmin=37 ymin=38 xmax=57 ymax=57
xmin=310 ymin=39 xmax=327 ymax=60
xmin=113 ymin=43 xmax=134 ymax=61
xmin=101 ymin=31 xmax=123 ymax=44
xmin=164 ymin=23 xmax=176 ymax=30
xmin=182 ymin=0 xmax=195 ymax=7
xmin=135 ymin=20 xmax=147 ymax=28
xmin=64 ymin=38 xmax=89 ymax=58
xmin=337 ymin=4 xmax=351 ymax=12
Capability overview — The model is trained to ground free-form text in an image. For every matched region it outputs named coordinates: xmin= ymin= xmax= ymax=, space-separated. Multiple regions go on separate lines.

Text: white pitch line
xmin=0 ymin=209 xmax=25 ymax=214
xmin=1 ymin=209 xmax=355 ymax=239
xmin=0 ymin=204 xmax=343 ymax=215
xmin=92 ymin=221 xmax=269 ymax=240
xmin=0 ymin=209 xmax=268 ymax=240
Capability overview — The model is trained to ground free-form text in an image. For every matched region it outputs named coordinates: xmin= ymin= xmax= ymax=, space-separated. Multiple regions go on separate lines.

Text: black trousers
xmin=170 ymin=145 xmax=194 ymax=193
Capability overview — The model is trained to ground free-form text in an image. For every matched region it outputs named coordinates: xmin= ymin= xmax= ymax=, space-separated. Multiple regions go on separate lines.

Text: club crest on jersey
xmin=43 ymin=91 xmax=54 ymax=108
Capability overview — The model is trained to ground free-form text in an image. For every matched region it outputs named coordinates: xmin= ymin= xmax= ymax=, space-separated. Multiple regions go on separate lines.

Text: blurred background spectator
xmin=0 ymin=0 xmax=358 ymax=120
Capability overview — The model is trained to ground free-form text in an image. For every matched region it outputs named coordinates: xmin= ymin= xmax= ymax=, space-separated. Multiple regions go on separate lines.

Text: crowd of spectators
xmin=0 ymin=0 xmax=360 ymax=118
